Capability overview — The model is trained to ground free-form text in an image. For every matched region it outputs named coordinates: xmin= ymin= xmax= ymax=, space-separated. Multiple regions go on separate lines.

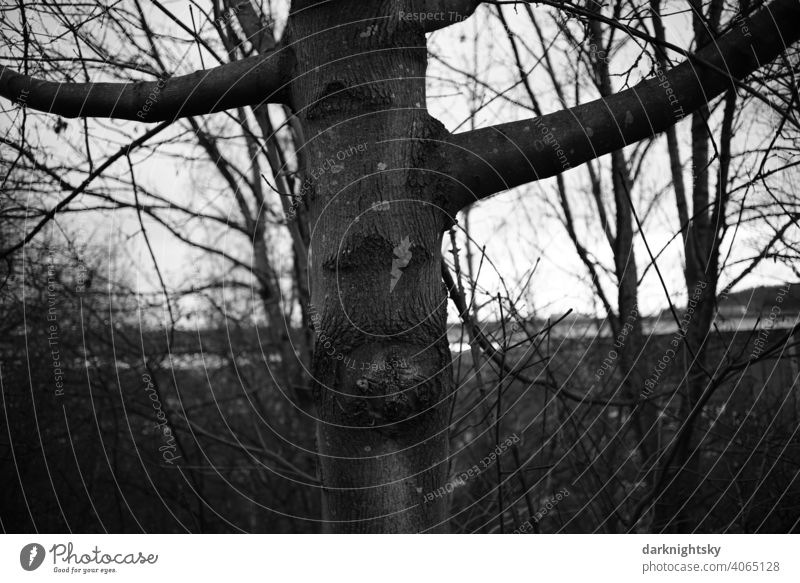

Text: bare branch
xmin=446 ymin=0 xmax=800 ymax=210
xmin=0 ymin=49 xmax=290 ymax=121
xmin=0 ymin=120 xmax=174 ymax=259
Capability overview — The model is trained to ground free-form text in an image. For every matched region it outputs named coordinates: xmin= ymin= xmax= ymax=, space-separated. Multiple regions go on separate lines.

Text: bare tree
xmin=2 ymin=0 xmax=799 ymax=533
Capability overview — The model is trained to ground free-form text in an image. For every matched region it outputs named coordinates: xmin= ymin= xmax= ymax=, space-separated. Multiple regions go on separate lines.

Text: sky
xmin=2 ymin=0 xmax=797 ymax=327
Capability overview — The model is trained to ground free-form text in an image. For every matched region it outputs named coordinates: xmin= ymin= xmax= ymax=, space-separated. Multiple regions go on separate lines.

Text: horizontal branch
xmin=446 ymin=0 xmax=800 ymax=209
xmin=0 ymin=49 xmax=291 ymax=121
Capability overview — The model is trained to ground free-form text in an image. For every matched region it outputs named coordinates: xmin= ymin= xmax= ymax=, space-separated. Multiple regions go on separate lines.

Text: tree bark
xmin=285 ymin=1 xmax=455 ymax=532
xmin=0 ymin=50 xmax=290 ymax=120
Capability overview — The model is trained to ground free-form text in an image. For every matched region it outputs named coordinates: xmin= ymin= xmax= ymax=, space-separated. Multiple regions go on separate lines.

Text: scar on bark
xmin=331 ymin=342 xmax=443 ymax=428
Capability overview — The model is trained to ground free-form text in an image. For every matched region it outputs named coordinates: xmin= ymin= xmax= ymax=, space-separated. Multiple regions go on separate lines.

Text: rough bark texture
xmin=285 ymin=0 xmax=455 ymax=532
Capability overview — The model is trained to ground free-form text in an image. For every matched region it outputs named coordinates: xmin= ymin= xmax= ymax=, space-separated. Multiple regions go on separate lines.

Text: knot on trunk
xmin=323 ymin=342 xmax=443 ymax=429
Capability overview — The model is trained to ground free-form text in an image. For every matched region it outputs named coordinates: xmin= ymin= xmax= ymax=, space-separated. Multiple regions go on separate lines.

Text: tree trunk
xmin=285 ymin=1 xmax=455 ymax=532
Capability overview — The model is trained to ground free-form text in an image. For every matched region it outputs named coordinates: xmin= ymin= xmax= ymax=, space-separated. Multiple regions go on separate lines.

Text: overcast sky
xmin=3 ymin=1 xmax=797 ymax=327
